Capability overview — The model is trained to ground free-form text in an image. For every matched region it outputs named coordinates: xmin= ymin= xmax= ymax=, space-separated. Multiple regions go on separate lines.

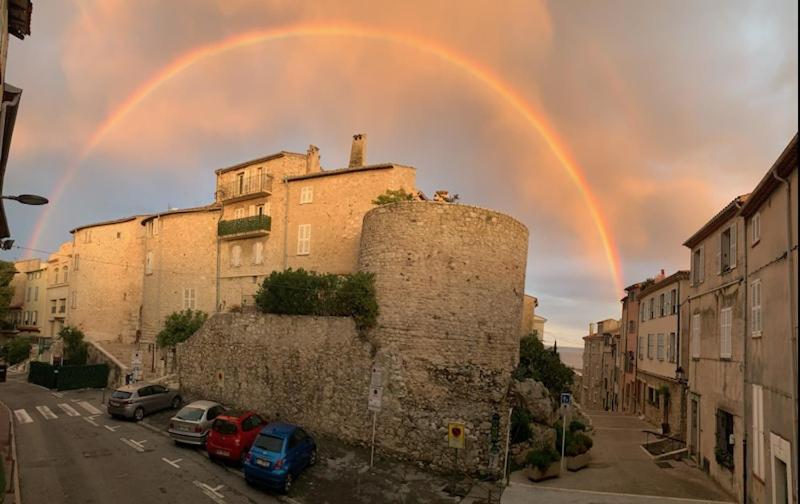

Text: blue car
xmin=243 ymin=423 xmax=317 ymax=493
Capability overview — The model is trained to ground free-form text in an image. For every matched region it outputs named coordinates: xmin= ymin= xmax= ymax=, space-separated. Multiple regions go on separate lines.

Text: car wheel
xmin=309 ymin=449 xmax=317 ymax=466
xmin=171 ymin=396 xmax=182 ymax=409
xmin=134 ymin=407 xmax=144 ymax=421
xmin=282 ymin=474 xmax=293 ymax=494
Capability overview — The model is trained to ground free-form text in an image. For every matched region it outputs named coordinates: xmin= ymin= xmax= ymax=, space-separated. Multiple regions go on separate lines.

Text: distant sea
xmin=554 ymin=346 xmax=583 ymax=371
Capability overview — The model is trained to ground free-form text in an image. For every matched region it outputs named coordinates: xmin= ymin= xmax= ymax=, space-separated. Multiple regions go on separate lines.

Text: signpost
xmin=368 ymin=366 xmax=383 ymax=468
xmin=560 ymin=393 xmax=572 ymax=470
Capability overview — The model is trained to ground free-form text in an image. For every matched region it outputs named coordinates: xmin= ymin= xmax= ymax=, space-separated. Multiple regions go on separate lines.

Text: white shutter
xmin=720 ymin=307 xmax=732 ymax=358
xmin=729 ymin=224 xmax=737 ymax=269
xmin=253 ymin=242 xmax=264 ymax=265
xmin=692 ymin=313 xmax=701 ymax=359
xmin=297 ymin=225 xmax=311 ymax=255
xmin=716 ymin=234 xmax=722 ymax=274
xmin=752 ymin=384 xmax=764 ymax=479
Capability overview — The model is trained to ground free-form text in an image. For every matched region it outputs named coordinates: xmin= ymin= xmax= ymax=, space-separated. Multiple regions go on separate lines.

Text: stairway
xmin=94 ymin=340 xmax=166 ymax=383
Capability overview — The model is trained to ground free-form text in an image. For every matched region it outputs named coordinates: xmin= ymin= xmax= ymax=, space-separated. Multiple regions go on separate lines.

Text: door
xmin=770 ymin=433 xmax=793 ymax=504
xmin=151 ymin=385 xmax=170 ymax=410
xmin=690 ymin=397 xmax=699 ymax=458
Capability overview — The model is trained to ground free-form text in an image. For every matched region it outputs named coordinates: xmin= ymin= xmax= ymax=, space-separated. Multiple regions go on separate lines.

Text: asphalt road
xmin=0 ymin=373 xmax=282 ymax=504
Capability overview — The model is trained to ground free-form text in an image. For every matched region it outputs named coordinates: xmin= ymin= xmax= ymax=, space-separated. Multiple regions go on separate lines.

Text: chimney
xmin=656 ymin=269 xmax=666 ymax=282
xmin=306 ymin=145 xmax=320 ymax=174
xmin=589 ymin=322 xmax=596 ymax=335
xmin=348 ymin=133 xmax=366 ymax=168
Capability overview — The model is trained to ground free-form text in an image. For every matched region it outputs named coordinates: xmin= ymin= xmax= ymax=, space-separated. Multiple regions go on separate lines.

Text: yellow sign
xmin=448 ymin=422 xmax=466 ymax=449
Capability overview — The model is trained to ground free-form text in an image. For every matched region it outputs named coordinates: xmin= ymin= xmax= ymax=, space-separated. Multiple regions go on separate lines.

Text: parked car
xmin=207 ymin=411 xmax=267 ymax=464
xmin=243 ymin=423 xmax=317 ymax=493
xmin=168 ymin=400 xmax=225 ymax=446
xmin=107 ymin=383 xmax=182 ymax=421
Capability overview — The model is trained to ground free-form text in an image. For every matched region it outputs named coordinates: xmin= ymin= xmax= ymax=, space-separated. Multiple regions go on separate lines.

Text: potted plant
xmin=565 ymin=432 xmax=593 ymax=471
xmin=524 ymin=447 xmax=561 ymax=482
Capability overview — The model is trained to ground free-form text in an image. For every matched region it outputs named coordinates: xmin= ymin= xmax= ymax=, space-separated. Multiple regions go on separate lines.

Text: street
xmin=0 ymin=373 xmax=280 ymax=504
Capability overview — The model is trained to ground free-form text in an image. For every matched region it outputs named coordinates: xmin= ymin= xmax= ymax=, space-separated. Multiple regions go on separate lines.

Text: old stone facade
xmin=581 ymin=318 xmax=620 ymax=410
xmin=45 ymin=241 xmax=72 ymax=338
xmin=620 ymin=281 xmax=649 ymax=415
xmin=180 ymin=200 xmax=529 ymax=473
xmin=69 ymin=216 xmax=149 ymax=343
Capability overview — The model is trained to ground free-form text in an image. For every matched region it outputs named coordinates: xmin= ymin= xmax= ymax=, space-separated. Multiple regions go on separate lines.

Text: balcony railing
xmin=218 ymin=215 xmax=272 ymax=238
xmin=218 ymin=174 xmax=273 ymax=201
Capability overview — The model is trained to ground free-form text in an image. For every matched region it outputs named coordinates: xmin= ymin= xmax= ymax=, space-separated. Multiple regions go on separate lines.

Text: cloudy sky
xmin=2 ymin=0 xmax=797 ymax=346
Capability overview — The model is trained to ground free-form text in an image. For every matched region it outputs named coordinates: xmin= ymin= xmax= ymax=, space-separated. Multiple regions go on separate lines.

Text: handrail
xmin=641 ymin=429 xmax=684 ymax=445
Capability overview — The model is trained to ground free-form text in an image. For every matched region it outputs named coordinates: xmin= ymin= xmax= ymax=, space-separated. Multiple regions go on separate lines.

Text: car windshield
xmin=176 ymin=407 xmax=205 ymax=421
xmin=111 ymin=390 xmax=132 ymax=399
xmin=254 ymin=434 xmax=284 ymax=453
xmin=212 ymin=419 xmax=238 ymax=435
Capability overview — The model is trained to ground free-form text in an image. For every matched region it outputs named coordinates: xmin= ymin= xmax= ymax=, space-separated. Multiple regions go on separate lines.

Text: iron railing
xmin=217 ymin=174 xmax=273 ymax=200
xmin=217 ymin=215 xmax=272 ymax=237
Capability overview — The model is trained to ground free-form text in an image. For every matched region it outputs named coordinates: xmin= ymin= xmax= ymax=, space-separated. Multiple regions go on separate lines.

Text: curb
xmin=0 ymin=400 xmax=21 ymax=504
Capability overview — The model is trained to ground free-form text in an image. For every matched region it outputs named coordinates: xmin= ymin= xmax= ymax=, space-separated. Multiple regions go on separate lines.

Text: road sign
xmin=368 ymin=386 xmax=383 ymax=412
xmin=448 ymin=422 xmax=466 ymax=449
xmin=370 ymin=366 xmax=382 ymax=388
xmin=560 ymin=393 xmax=572 ymax=406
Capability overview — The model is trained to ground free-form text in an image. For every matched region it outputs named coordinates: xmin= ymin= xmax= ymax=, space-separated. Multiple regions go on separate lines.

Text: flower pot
xmin=525 ymin=462 xmax=561 ymax=482
xmin=566 ymin=452 xmax=591 ymax=471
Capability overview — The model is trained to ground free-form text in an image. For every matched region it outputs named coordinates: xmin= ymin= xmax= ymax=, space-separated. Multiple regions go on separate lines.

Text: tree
xmin=2 ymin=336 xmax=31 ymax=365
xmin=0 ymin=260 xmax=17 ymax=322
xmin=372 ymin=188 xmax=414 ymax=205
xmin=60 ymin=326 xmax=89 ymax=365
xmin=156 ymin=310 xmax=208 ymax=348
xmin=513 ymin=334 xmax=574 ymax=400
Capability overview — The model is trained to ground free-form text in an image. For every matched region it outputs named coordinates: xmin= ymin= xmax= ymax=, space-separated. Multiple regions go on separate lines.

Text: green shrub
xmin=569 ymin=420 xmax=586 ymax=432
xmin=255 ymin=269 xmax=379 ymax=331
xmin=3 ymin=336 xmax=31 ymax=365
xmin=564 ymin=432 xmax=593 ymax=456
xmin=525 ymin=447 xmax=560 ymax=471
xmin=60 ymin=326 xmax=89 ymax=365
xmin=513 ymin=335 xmax=574 ymax=400
xmin=510 ymin=408 xmax=533 ymax=444
xmin=372 ymin=188 xmax=414 ymax=205
xmin=156 ymin=310 xmax=208 ymax=348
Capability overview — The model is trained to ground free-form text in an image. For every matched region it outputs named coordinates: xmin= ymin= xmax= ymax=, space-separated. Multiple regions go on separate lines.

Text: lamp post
xmin=1 ymin=194 xmax=49 ymax=205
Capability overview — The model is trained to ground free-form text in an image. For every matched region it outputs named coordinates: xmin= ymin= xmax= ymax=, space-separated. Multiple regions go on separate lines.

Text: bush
xmin=372 ymin=188 xmax=414 ymax=205
xmin=564 ymin=432 xmax=593 ymax=457
xmin=569 ymin=420 xmax=587 ymax=432
xmin=3 ymin=336 xmax=31 ymax=365
xmin=157 ymin=310 xmax=208 ymax=348
xmin=514 ymin=335 xmax=574 ymax=400
xmin=255 ymin=269 xmax=379 ymax=331
xmin=510 ymin=408 xmax=533 ymax=444
xmin=525 ymin=447 xmax=560 ymax=471
xmin=60 ymin=326 xmax=89 ymax=365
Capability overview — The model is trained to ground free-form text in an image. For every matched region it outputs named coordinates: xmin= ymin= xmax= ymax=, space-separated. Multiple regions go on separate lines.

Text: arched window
xmin=54 ymin=267 xmax=60 ymax=284
xmin=63 ymin=266 xmax=69 ymax=283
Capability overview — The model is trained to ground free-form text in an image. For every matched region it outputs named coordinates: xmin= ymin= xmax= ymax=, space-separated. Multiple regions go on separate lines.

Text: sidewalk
xmin=1 ymin=378 xmax=20 ymax=504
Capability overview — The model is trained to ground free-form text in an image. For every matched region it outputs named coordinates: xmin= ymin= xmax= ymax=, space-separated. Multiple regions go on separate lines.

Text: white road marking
xmin=121 ymin=438 xmax=145 ymax=453
xmin=57 ymin=403 xmax=81 ymax=417
xmin=51 ymin=392 xmax=64 ymax=398
xmin=104 ymin=425 xmax=121 ymax=432
xmin=77 ymin=401 xmax=102 ymax=415
xmin=192 ymin=481 xmax=226 ymax=503
xmin=83 ymin=416 xmax=99 ymax=427
xmin=162 ymin=457 xmax=183 ymax=469
xmin=35 ymin=405 xmax=58 ymax=420
xmin=13 ymin=409 xmax=33 ymax=424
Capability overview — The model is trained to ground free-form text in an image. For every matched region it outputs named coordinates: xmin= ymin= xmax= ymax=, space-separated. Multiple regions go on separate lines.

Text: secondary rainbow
xmin=28 ymin=23 xmax=624 ymax=296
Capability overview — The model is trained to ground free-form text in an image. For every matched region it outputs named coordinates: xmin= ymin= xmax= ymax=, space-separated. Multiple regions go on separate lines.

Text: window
xmin=300 ymin=186 xmax=313 ymax=204
xmin=62 ymin=266 xmax=68 ymax=283
xmin=183 ymin=288 xmax=196 ymax=310
xmin=32 ymin=311 xmax=38 ymax=325
xmin=53 ymin=267 xmax=59 ymax=284
xmin=145 ymin=252 xmax=154 ymax=275
xmin=668 ymin=332 xmax=676 ymax=363
xmin=692 ymin=246 xmax=705 ymax=285
xmin=116 ymin=232 xmax=121 ymax=239
xmin=74 ymin=254 xmax=80 ymax=270
xmin=640 ymin=303 xmax=645 ymax=322
xmin=647 ymin=386 xmax=659 ymax=405
xmin=752 ymin=384 xmax=764 ymax=479
xmin=297 ymin=224 xmax=311 ymax=255
xmin=230 ymin=245 xmax=242 ymax=267
xmin=751 ymin=212 xmax=761 ymax=245
xmin=719 ymin=224 xmax=737 ymax=272
xmin=253 ymin=242 xmax=264 ymax=265
xmin=83 ymin=229 xmax=92 ymax=243
xmin=659 ymin=294 xmax=665 ymax=317
xmin=657 ymin=333 xmax=665 ymax=360
xmin=720 ymin=306 xmax=732 ymax=358
xmin=71 ymin=290 xmax=77 ymax=309
xmin=649 ymin=298 xmax=654 ymax=320
xmin=638 ymin=336 xmax=643 ymax=360
xmin=255 ymin=204 xmax=265 ymax=216
xmin=715 ymin=409 xmax=735 ymax=469
xmin=23 ymin=311 xmax=29 ymax=324
xmin=234 ymin=207 xmax=245 ymax=220
xmin=58 ymin=298 xmax=66 ymax=314
xmin=236 ymin=172 xmax=245 ymax=195
xmin=50 ymin=300 xmax=57 ymax=314
xmin=152 ymin=218 xmax=159 ymax=236
xmin=628 ymin=319 xmax=635 ymax=333
xmin=751 ymin=280 xmax=762 ymax=337
xmin=34 ymin=286 xmax=39 ymax=301
xmin=647 ymin=334 xmax=654 ymax=359
xmin=26 ymin=287 xmax=32 ymax=302
xmin=692 ymin=313 xmax=701 ymax=359
xmin=664 ymin=292 xmax=671 ymax=316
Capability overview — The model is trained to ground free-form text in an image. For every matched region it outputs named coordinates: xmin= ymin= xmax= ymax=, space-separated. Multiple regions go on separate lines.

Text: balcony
xmin=217 ymin=174 xmax=273 ymax=202
xmin=218 ymin=215 xmax=271 ymax=240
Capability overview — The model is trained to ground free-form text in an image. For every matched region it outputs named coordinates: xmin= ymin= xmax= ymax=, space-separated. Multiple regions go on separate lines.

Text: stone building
xmin=619 ymin=280 xmax=650 ymax=415
xmin=739 ymin=135 xmax=797 ymax=504
xmin=45 ymin=241 xmax=73 ymax=338
xmin=68 ymin=216 xmax=150 ymax=343
xmin=18 ymin=259 xmax=47 ymax=339
xmin=636 ymin=270 xmax=689 ymax=436
xmin=140 ymin=205 xmax=221 ymax=341
xmin=683 ymin=194 xmax=748 ymax=502
xmin=581 ymin=318 xmax=620 ymax=410
xmin=519 ymin=294 xmax=545 ymax=340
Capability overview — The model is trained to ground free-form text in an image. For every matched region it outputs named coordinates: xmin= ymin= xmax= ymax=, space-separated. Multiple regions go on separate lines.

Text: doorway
xmin=770 ymin=432 xmax=793 ymax=504
xmin=690 ymin=396 xmax=699 ymax=458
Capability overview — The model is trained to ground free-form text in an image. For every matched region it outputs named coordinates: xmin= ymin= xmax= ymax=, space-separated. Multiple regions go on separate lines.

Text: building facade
xmin=19 ymin=260 xmax=46 ymax=339
xmin=581 ymin=318 xmax=620 ymax=410
xmin=619 ymin=281 xmax=650 ymax=415
xmin=45 ymin=241 xmax=72 ymax=338
xmin=740 ymin=135 xmax=797 ymax=504
xmin=683 ymin=196 xmax=748 ymax=502
xmin=636 ymin=270 xmax=689 ymax=436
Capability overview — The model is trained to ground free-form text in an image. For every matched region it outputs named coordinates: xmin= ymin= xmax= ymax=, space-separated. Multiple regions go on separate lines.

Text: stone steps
xmin=94 ymin=340 xmax=164 ymax=382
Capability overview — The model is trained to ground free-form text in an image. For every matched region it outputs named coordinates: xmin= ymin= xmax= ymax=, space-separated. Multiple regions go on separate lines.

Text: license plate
xmin=109 ymin=401 xmax=118 ymax=406
xmin=216 ymin=449 xmax=230 ymax=457
xmin=256 ymin=458 xmax=269 ymax=468
xmin=178 ymin=426 xmax=191 ymax=432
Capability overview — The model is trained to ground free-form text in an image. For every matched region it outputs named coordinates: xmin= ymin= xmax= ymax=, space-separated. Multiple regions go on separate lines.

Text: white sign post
xmin=368 ymin=366 xmax=383 ymax=468
xmin=560 ymin=393 xmax=572 ymax=471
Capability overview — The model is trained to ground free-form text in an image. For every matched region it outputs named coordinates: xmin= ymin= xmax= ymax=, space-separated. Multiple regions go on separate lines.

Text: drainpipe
xmin=773 ymin=170 xmax=798 ymax=503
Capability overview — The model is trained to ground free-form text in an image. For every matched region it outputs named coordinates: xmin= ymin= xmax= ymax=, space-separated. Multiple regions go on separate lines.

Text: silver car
xmin=107 ymin=383 xmax=182 ymax=421
xmin=168 ymin=400 xmax=225 ymax=446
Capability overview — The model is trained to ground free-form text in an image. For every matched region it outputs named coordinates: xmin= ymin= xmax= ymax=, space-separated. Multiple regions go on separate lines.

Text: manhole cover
xmin=655 ymin=461 xmax=673 ymax=469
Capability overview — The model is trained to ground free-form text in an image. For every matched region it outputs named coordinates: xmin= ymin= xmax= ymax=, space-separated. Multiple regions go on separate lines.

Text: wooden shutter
xmin=729 ymin=224 xmax=737 ymax=269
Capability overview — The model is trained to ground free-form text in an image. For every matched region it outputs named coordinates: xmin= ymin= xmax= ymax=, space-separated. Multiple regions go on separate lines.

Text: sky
xmin=2 ymin=0 xmax=797 ymax=347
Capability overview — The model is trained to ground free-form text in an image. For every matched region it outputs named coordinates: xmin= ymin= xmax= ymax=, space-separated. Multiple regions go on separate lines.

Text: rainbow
xmin=28 ymin=23 xmax=624 ymax=296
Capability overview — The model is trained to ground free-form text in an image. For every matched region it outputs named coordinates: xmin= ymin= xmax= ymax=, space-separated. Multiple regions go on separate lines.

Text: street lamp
xmin=1 ymin=194 xmax=49 ymax=205
xmin=675 ymin=366 xmax=687 ymax=385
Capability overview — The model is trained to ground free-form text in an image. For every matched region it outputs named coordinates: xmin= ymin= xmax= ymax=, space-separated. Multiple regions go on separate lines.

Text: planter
xmin=566 ymin=452 xmax=591 ymax=471
xmin=525 ymin=462 xmax=561 ymax=482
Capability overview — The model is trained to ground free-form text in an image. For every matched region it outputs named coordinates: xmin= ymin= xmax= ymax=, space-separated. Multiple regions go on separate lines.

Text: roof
xmin=8 ymin=0 xmax=33 ymax=39
xmin=183 ymin=400 xmax=222 ymax=409
xmin=740 ymin=134 xmax=798 ymax=218
xmin=0 ymin=84 xmax=23 ymax=239
xmin=70 ymin=215 xmax=150 ymax=234
xmin=638 ymin=270 xmax=690 ymax=298
xmin=682 ymin=194 xmax=749 ymax=249
xmin=214 ymin=151 xmax=305 ymax=175
xmin=262 ymin=422 xmax=298 ymax=436
xmin=533 ymin=314 xmax=547 ymax=322
xmin=285 ymin=163 xmax=414 ymax=182
xmin=140 ymin=204 xmax=221 ymax=225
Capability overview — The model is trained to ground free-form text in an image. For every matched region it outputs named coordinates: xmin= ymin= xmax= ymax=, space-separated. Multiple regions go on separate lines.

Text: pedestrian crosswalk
xmin=14 ymin=400 xmax=105 ymax=425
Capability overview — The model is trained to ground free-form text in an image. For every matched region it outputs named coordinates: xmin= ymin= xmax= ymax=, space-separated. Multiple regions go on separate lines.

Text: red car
xmin=206 ymin=411 xmax=267 ymax=464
